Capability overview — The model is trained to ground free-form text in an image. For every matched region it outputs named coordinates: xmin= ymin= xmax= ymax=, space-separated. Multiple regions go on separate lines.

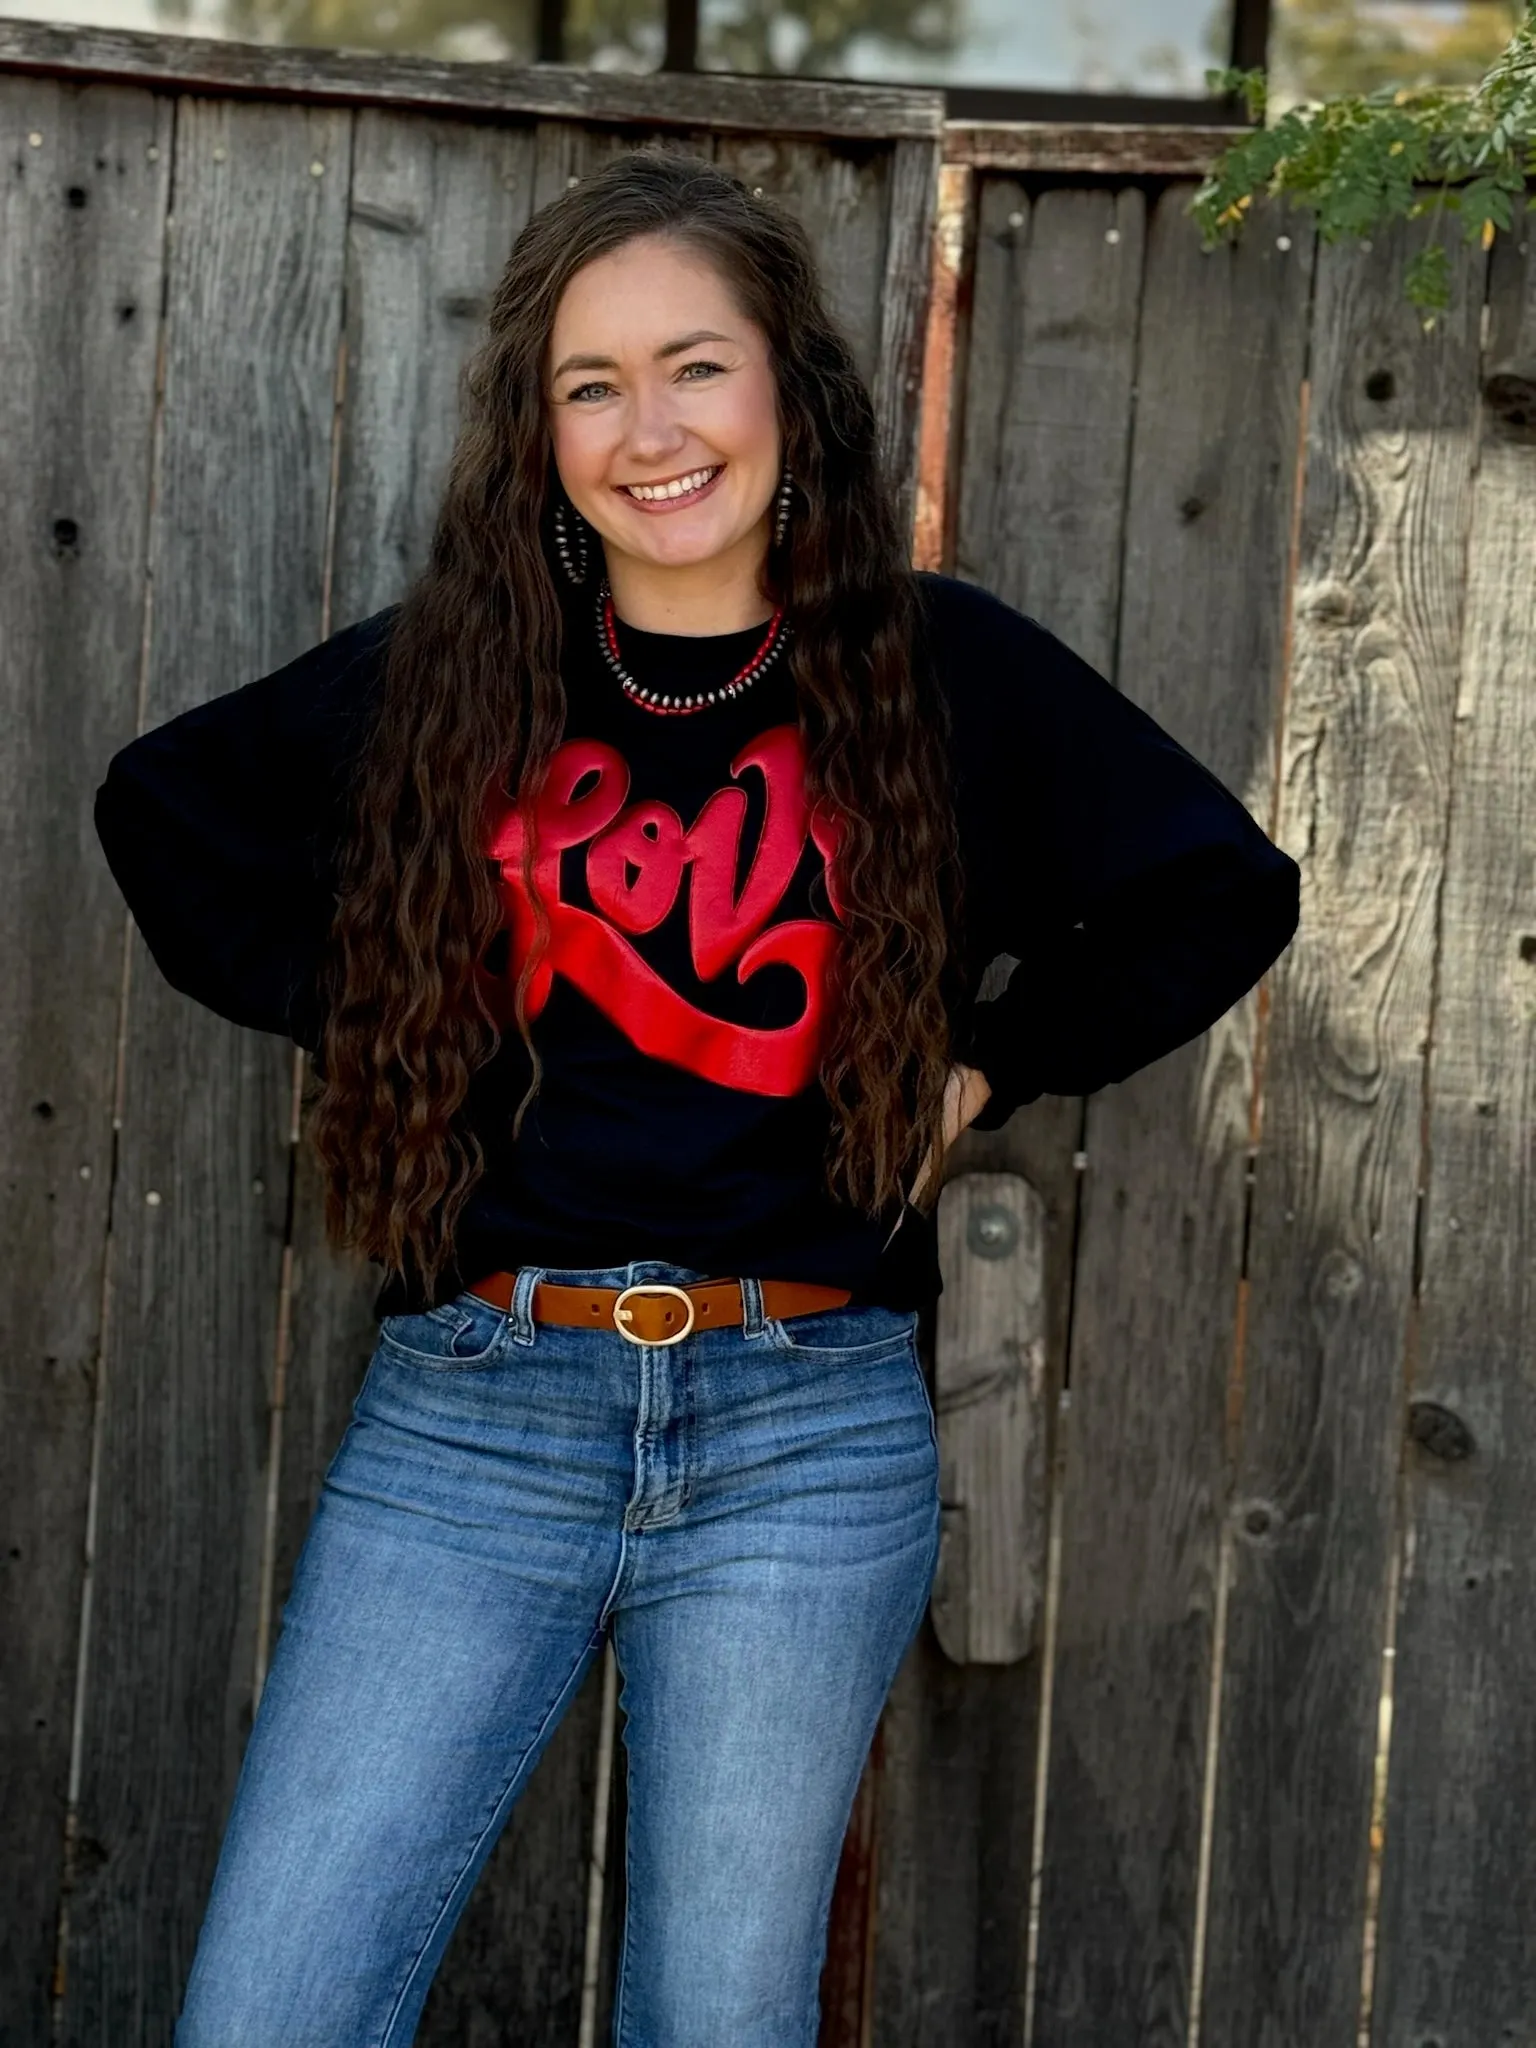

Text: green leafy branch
xmin=1190 ymin=0 xmax=1536 ymax=324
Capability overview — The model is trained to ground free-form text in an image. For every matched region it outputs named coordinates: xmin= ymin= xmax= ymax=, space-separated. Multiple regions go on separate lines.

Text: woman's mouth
xmin=617 ymin=463 xmax=725 ymax=512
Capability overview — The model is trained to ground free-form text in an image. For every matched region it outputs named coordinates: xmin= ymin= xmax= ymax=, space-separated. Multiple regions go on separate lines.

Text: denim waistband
xmin=478 ymin=1261 xmax=771 ymax=1347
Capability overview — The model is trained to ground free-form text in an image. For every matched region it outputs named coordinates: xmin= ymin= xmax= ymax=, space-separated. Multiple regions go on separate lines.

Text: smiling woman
xmin=91 ymin=144 xmax=1300 ymax=2048
xmin=545 ymin=246 xmax=785 ymax=622
xmin=283 ymin=148 xmax=997 ymax=1293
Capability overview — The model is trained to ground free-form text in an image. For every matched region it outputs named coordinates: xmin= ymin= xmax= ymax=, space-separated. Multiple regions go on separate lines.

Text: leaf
xmin=1404 ymin=244 xmax=1451 ymax=313
xmin=1194 ymin=0 xmax=1535 ymax=312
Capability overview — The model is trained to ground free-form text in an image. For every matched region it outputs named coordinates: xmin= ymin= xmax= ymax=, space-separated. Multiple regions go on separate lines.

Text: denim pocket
xmin=906 ymin=1342 xmax=940 ymax=1452
xmin=765 ymin=1300 xmax=920 ymax=1361
xmin=377 ymin=1292 xmax=508 ymax=1369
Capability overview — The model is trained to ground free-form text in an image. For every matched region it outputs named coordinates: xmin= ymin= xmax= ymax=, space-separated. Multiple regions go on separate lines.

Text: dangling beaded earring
xmin=772 ymin=462 xmax=795 ymax=549
xmin=552 ymin=491 xmax=590 ymax=587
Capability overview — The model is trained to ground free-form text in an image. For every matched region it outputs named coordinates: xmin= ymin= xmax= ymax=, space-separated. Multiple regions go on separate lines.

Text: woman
xmin=94 ymin=148 xmax=1299 ymax=2046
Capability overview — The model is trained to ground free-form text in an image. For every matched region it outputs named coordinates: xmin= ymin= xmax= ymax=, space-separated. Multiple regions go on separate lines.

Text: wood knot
xmin=1408 ymin=1400 xmax=1474 ymax=1462
xmin=1298 ymin=580 xmax=1357 ymax=626
xmin=1237 ymin=1499 xmax=1280 ymax=1541
xmin=1319 ymin=1248 xmax=1363 ymax=1298
xmin=1484 ymin=370 xmax=1536 ymax=433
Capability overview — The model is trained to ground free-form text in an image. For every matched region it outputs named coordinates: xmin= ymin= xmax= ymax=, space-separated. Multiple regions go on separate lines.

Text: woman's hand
xmin=906 ymin=1060 xmax=992 ymax=1208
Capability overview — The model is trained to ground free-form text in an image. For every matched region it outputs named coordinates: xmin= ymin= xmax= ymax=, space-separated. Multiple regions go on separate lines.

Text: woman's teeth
xmin=623 ymin=465 xmax=721 ymax=502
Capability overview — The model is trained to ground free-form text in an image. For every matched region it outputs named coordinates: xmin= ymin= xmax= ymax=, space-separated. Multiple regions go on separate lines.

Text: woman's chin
xmin=612 ymin=526 xmax=751 ymax=573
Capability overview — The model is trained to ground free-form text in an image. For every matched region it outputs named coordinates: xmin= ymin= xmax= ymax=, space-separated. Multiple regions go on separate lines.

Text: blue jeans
xmin=175 ymin=1261 xmax=941 ymax=2047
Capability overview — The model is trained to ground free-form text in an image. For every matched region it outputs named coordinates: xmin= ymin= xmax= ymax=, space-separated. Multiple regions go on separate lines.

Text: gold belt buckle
xmin=612 ymin=1282 xmax=697 ymax=1347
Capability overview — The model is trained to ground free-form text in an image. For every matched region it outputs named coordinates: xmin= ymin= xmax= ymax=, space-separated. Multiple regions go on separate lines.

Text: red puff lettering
xmin=484 ymin=724 xmax=844 ymax=1096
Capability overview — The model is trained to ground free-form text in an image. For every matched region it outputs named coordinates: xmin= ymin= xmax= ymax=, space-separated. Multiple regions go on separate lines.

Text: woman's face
xmin=544 ymin=234 xmax=781 ymax=581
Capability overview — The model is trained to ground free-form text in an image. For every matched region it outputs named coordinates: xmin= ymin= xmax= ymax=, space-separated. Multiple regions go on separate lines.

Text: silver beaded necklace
xmin=595 ymin=577 xmax=792 ymax=715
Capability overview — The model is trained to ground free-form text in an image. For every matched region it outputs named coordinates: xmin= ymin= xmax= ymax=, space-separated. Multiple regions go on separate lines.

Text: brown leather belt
xmin=466 ymin=1269 xmax=852 ymax=1348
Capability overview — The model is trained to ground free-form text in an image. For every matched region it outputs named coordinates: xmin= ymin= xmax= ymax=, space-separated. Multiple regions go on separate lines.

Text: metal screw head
xmin=966 ymin=1202 xmax=1018 ymax=1259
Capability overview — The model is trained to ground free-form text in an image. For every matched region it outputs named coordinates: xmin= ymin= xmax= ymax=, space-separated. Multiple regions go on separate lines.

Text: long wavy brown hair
xmin=308 ymin=146 xmax=968 ymax=1298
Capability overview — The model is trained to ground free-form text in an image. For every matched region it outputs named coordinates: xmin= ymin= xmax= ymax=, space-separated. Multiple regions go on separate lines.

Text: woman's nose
xmin=623 ymin=385 xmax=689 ymax=453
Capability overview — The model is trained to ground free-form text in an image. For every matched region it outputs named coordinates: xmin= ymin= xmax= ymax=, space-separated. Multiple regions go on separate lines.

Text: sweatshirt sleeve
xmin=93 ymin=608 xmax=394 ymax=1050
xmin=932 ymin=579 xmax=1300 ymax=1132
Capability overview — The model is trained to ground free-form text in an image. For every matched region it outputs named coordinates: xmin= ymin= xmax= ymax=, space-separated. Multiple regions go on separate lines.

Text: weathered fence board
xmin=0 ymin=16 xmax=946 ymax=142
xmin=1032 ymin=187 xmax=1313 ymax=2048
xmin=952 ymin=179 xmax=1146 ymax=667
xmin=874 ymin=136 xmax=940 ymax=551
xmin=58 ymin=95 xmax=352 ymax=2045
xmin=874 ymin=176 xmax=1147 ymax=2048
xmin=0 ymin=74 xmax=172 ymax=2047
xmin=1370 ymin=227 xmax=1536 ymax=2048
xmin=1200 ymin=213 xmax=1486 ymax=2047
xmin=930 ymin=1170 xmax=1050 ymax=1664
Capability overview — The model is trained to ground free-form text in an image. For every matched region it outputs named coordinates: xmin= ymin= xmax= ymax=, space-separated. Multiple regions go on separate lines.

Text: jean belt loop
xmin=509 ymin=1266 xmax=543 ymax=1346
xmin=739 ymin=1275 xmax=766 ymax=1338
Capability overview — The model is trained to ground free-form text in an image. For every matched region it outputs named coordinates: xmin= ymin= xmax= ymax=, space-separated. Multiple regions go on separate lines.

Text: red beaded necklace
xmin=596 ymin=578 xmax=792 ymax=715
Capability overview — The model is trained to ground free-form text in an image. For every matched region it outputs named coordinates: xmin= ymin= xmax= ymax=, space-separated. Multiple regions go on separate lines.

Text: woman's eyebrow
xmin=550 ymin=329 xmax=738 ymax=380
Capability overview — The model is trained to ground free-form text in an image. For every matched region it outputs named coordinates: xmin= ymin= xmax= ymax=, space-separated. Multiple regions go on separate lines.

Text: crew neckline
xmin=608 ymin=610 xmax=776 ymax=648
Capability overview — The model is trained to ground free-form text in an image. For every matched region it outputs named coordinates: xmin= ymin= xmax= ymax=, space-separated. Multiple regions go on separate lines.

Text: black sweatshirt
xmin=93 ymin=572 xmax=1300 ymax=1318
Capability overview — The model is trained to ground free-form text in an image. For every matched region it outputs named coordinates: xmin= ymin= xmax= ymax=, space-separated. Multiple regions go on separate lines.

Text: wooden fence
xmin=2 ymin=18 xmax=1532 ymax=2046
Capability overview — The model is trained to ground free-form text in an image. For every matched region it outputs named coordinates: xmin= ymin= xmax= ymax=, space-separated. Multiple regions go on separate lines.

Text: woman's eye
xmin=566 ymin=361 xmax=725 ymax=403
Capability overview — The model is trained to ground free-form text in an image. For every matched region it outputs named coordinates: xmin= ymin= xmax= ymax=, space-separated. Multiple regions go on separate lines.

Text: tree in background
xmin=1198 ymin=0 xmax=1536 ymax=318
xmin=149 ymin=0 xmax=964 ymax=73
xmin=699 ymin=0 xmax=962 ymax=77
xmin=1271 ymin=0 xmax=1522 ymax=111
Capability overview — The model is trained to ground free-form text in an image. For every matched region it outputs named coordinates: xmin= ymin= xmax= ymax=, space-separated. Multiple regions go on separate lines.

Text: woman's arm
xmin=93 ymin=608 xmax=394 ymax=1049
xmin=929 ymin=579 xmax=1300 ymax=1132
